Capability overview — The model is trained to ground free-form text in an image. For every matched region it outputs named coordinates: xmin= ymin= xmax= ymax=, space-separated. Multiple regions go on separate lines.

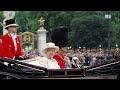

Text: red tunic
xmin=53 ymin=54 xmax=66 ymax=69
xmin=1 ymin=33 xmax=23 ymax=59
xmin=0 ymin=37 xmax=6 ymax=58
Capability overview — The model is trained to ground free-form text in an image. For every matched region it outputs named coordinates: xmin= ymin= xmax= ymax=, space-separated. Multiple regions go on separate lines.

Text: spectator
xmin=71 ymin=57 xmax=82 ymax=68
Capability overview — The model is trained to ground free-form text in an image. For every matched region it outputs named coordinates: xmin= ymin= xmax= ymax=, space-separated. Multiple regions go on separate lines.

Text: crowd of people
xmin=22 ymin=49 xmax=40 ymax=59
xmin=21 ymin=47 xmax=120 ymax=68
xmin=66 ymin=48 xmax=120 ymax=66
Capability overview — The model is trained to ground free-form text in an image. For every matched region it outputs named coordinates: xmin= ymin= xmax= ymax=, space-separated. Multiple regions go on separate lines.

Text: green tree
xmin=69 ymin=11 xmax=107 ymax=49
xmin=111 ymin=11 xmax=120 ymax=48
xmin=14 ymin=11 xmax=120 ymax=49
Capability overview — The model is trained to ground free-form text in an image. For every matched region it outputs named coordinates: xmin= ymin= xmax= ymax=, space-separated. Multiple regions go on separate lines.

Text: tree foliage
xmin=69 ymin=11 xmax=107 ymax=48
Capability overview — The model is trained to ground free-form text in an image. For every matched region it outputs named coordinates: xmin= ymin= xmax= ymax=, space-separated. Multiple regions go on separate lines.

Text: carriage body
xmin=0 ymin=58 xmax=85 ymax=79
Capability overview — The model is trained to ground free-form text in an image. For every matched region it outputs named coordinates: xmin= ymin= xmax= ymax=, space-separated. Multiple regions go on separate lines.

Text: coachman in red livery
xmin=1 ymin=19 xmax=24 ymax=60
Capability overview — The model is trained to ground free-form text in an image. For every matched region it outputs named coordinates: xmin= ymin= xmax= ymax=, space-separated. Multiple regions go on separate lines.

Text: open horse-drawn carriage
xmin=0 ymin=57 xmax=120 ymax=79
xmin=0 ymin=58 xmax=85 ymax=79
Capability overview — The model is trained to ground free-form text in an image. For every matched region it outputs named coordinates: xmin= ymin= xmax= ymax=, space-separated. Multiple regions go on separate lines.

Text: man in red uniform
xmin=51 ymin=26 xmax=69 ymax=68
xmin=2 ymin=18 xmax=24 ymax=60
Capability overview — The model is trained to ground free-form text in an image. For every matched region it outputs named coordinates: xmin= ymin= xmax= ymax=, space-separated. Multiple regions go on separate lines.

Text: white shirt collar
xmin=10 ymin=33 xmax=17 ymax=38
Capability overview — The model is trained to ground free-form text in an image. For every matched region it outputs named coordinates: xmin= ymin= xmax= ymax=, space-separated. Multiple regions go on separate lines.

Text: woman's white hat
xmin=72 ymin=57 xmax=79 ymax=60
xmin=42 ymin=42 xmax=59 ymax=55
